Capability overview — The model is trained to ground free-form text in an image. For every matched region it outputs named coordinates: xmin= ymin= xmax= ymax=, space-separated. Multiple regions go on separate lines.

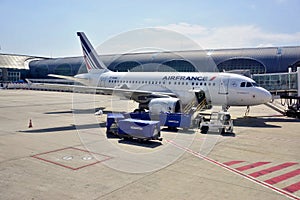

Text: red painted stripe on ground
xmin=265 ymin=169 xmax=300 ymax=185
xmin=165 ymin=140 xmax=300 ymax=200
xmin=223 ymin=160 xmax=245 ymax=166
xmin=283 ymin=182 xmax=300 ymax=193
xmin=32 ymin=155 xmax=77 ymax=170
xmin=235 ymin=162 xmax=271 ymax=171
xmin=249 ymin=162 xmax=298 ymax=178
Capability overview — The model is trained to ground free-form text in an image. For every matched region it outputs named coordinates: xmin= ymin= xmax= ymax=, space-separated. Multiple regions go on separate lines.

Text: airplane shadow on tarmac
xmin=19 ymin=123 xmax=102 ymax=133
xmin=44 ymin=110 xmax=73 ymax=115
xmin=44 ymin=107 xmax=108 ymax=115
xmin=233 ymin=116 xmax=299 ymax=128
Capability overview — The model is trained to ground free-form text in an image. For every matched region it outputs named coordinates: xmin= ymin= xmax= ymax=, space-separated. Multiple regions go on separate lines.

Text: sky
xmin=0 ymin=0 xmax=299 ymax=57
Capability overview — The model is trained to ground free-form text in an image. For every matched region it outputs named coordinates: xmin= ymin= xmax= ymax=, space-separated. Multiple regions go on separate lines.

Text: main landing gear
xmin=244 ymin=106 xmax=250 ymax=116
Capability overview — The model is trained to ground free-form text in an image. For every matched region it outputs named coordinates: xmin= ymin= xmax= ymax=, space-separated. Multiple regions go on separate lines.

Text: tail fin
xmin=77 ymin=32 xmax=108 ymax=72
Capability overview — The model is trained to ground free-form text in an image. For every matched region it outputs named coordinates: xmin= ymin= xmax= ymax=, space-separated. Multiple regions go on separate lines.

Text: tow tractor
xmin=199 ymin=111 xmax=233 ymax=134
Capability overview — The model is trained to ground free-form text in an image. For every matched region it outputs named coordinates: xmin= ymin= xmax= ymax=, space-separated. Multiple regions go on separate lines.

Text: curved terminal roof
xmin=1 ymin=46 xmax=300 ymax=77
xmin=30 ymin=46 xmax=300 ymax=74
xmin=0 ymin=53 xmax=46 ymax=69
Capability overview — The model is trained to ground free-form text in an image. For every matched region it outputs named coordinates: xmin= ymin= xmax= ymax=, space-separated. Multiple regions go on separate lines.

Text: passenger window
xmin=240 ymin=82 xmax=245 ymax=87
xmin=246 ymin=82 xmax=252 ymax=87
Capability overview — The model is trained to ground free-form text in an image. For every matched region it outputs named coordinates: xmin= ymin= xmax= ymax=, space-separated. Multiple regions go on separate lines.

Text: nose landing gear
xmin=244 ymin=106 xmax=250 ymax=116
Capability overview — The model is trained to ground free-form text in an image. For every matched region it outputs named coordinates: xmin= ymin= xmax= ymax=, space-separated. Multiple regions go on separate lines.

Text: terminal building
xmin=1 ymin=46 xmax=300 ymax=82
xmin=1 ymin=45 xmax=299 ymax=117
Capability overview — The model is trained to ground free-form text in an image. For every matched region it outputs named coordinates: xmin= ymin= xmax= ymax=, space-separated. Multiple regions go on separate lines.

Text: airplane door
xmin=218 ymin=76 xmax=229 ymax=94
xmin=99 ymin=77 xmax=106 ymax=87
xmin=195 ymin=91 xmax=206 ymax=103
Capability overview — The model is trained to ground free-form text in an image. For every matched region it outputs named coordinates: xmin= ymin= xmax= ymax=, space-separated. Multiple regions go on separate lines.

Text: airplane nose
xmin=263 ymin=89 xmax=272 ymax=103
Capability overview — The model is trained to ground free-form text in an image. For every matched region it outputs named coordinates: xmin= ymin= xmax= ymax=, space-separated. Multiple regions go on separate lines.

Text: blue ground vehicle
xmin=106 ymin=112 xmax=192 ymax=141
xmin=118 ymin=119 xmax=162 ymax=141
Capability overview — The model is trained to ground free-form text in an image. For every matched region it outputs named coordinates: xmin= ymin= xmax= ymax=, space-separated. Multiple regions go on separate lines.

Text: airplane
xmin=48 ymin=32 xmax=272 ymax=115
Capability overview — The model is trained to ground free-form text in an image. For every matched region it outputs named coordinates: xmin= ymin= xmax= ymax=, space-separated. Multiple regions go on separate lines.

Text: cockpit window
xmin=246 ymin=82 xmax=252 ymax=87
xmin=240 ymin=82 xmax=258 ymax=87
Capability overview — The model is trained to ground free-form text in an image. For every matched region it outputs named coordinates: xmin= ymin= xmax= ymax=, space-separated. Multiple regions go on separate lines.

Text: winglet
xmin=77 ymin=32 xmax=108 ymax=72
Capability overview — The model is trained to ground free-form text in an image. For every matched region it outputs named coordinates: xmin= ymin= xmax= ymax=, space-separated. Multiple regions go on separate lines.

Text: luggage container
xmin=159 ymin=113 xmax=192 ymax=129
xmin=123 ymin=112 xmax=151 ymax=120
xmin=118 ymin=119 xmax=162 ymax=141
xmin=123 ymin=112 xmax=192 ymax=129
xmin=106 ymin=113 xmax=125 ymax=135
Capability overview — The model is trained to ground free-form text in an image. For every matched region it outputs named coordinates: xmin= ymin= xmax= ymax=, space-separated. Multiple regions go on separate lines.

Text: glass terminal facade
xmin=253 ymin=72 xmax=298 ymax=92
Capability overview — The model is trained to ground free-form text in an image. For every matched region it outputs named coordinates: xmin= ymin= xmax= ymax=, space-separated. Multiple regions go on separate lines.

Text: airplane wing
xmin=27 ymin=81 xmax=177 ymax=104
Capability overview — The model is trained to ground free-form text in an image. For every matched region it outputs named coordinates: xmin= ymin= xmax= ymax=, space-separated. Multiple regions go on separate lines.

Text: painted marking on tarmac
xmin=235 ymin=162 xmax=271 ymax=171
xmin=62 ymin=156 xmax=73 ymax=161
xmin=166 ymin=140 xmax=300 ymax=200
xmin=265 ymin=169 xmax=300 ymax=185
xmin=283 ymin=182 xmax=300 ymax=194
xmin=249 ymin=162 xmax=298 ymax=178
xmin=31 ymin=147 xmax=112 ymax=170
xmin=82 ymin=155 xmax=93 ymax=161
xmin=223 ymin=160 xmax=245 ymax=166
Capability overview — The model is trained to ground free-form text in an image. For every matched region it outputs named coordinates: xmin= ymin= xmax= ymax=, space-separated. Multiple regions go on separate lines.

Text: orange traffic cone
xmin=28 ymin=119 xmax=33 ymax=128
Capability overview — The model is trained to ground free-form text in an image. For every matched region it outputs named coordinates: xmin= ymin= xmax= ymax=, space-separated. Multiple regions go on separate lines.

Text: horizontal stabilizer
xmin=48 ymin=74 xmax=89 ymax=85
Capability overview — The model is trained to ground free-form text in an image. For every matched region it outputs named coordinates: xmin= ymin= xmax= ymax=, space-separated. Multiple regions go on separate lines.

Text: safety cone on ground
xmin=28 ymin=119 xmax=33 ymax=128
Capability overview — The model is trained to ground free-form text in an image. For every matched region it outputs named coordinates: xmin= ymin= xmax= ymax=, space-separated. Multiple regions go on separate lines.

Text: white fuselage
xmin=76 ymin=71 xmax=272 ymax=107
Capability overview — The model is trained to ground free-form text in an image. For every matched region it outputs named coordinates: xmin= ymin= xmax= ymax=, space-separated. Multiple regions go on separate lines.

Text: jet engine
xmin=148 ymin=98 xmax=181 ymax=115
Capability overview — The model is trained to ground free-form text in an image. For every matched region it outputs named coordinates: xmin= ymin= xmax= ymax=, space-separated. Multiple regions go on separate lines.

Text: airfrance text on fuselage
xmin=162 ymin=76 xmax=208 ymax=81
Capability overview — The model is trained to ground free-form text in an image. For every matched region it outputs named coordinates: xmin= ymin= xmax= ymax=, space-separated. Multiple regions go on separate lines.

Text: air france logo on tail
xmin=77 ymin=32 xmax=107 ymax=72
xmin=83 ymin=55 xmax=93 ymax=71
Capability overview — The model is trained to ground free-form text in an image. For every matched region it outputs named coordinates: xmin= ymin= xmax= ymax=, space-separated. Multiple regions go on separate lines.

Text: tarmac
xmin=0 ymin=89 xmax=299 ymax=200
